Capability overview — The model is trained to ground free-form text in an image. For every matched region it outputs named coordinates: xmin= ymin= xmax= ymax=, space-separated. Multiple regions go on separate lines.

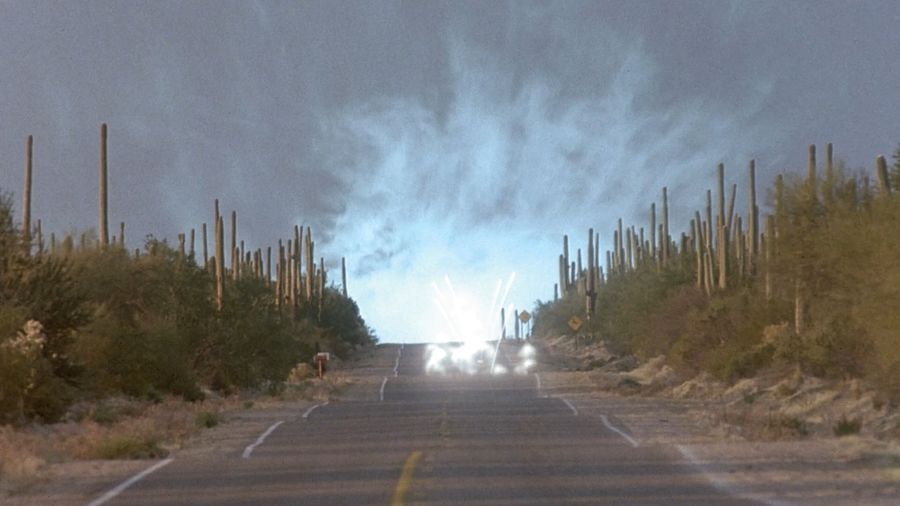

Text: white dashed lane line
xmin=600 ymin=414 xmax=640 ymax=448
xmin=85 ymin=457 xmax=174 ymax=506
xmin=242 ymin=421 xmax=285 ymax=458
xmin=302 ymin=401 xmax=329 ymax=419
xmin=559 ymin=396 xmax=579 ymax=416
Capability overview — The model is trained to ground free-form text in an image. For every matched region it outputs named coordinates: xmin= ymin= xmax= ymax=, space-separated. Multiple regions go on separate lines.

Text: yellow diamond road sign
xmin=568 ymin=315 xmax=583 ymax=332
xmin=519 ymin=310 xmax=531 ymax=323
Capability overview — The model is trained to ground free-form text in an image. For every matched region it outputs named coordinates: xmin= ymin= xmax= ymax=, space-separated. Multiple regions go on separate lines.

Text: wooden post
xmin=99 ymin=124 xmax=110 ymax=248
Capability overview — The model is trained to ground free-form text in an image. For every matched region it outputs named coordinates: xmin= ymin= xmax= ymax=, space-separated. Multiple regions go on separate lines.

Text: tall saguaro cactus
xmin=876 ymin=155 xmax=892 ymax=196
xmin=662 ymin=187 xmax=670 ymax=266
xmin=22 ymin=135 xmax=33 ymax=251
xmin=341 ymin=256 xmax=348 ymax=298
xmin=748 ymin=159 xmax=759 ymax=271
xmin=215 ymin=212 xmax=225 ymax=311
xmin=99 ymin=124 xmax=110 ymax=248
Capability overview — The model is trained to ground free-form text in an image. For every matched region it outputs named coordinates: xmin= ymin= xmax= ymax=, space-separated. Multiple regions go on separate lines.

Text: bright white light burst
xmin=424 ymin=273 xmax=535 ymax=375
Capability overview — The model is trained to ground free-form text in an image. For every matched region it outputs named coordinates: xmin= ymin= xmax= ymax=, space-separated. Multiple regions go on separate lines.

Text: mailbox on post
xmin=315 ymin=352 xmax=330 ymax=378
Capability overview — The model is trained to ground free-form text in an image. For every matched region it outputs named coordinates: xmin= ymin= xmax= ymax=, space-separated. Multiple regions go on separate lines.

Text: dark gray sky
xmin=2 ymin=1 xmax=899 ymax=342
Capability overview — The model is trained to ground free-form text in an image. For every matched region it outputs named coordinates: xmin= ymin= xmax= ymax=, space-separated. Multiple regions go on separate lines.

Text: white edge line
xmin=85 ymin=457 xmax=174 ymax=506
xmin=534 ymin=373 xmax=542 ymax=396
xmin=242 ymin=420 xmax=285 ymax=458
xmin=676 ymin=444 xmax=794 ymax=506
xmin=600 ymin=414 xmax=639 ymax=448
xmin=380 ymin=376 xmax=388 ymax=401
xmin=559 ymin=396 xmax=578 ymax=416
xmin=302 ymin=401 xmax=329 ymax=419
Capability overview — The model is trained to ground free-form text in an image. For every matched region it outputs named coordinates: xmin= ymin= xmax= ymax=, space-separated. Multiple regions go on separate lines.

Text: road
xmin=87 ymin=343 xmax=757 ymax=505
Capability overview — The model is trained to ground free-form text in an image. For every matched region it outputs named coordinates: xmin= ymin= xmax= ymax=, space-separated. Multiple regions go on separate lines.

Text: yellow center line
xmin=390 ymin=450 xmax=424 ymax=506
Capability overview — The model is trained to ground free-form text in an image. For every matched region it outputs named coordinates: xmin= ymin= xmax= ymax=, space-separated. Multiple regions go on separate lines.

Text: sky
xmin=1 ymin=0 xmax=899 ymax=343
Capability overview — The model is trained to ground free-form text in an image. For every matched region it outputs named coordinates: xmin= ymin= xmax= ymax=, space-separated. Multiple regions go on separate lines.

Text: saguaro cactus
xmin=662 ymin=187 xmax=670 ymax=266
xmin=876 ymin=155 xmax=892 ymax=196
xmin=215 ymin=214 xmax=225 ymax=311
xmin=748 ymin=160 xmax=759 ymax=270
xmin=341 ymin=256 xmax=348 ymax=298
xmin=202 ymin=223 xmax=209 ymax=268
xmin=650 ymin=202 xmax=656 ymax=262
xmin=99 ymin=124 xmax=110 ymax=248
xmin=22 ymin=135 xmax=33 ymax=251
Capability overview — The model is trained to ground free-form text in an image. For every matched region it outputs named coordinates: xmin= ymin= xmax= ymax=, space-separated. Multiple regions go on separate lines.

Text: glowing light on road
xmin=425 ymin=273 xmax=536 ymax=375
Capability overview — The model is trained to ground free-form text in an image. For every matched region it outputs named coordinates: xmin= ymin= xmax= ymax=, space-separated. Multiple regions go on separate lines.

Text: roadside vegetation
xmin=0 ymin=190 xmax=375 ymax=428
xmin=534 ymin=145 xmax=900 ymax=403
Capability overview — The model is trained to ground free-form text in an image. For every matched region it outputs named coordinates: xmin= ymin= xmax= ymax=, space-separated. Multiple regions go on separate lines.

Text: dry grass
xmin=1 ymin=369 xmax=353 ymax=492
xmin=0 ymin=395 xmax=238 ymax=489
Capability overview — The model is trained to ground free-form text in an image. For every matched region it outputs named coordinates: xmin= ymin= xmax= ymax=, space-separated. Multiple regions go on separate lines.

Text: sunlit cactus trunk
xmin=305 ymin=228 xmax=314 ymax=301
xmin=807 ymin=144 xmax=817 ymax=194
xmin=266 ymin=246 xmax=272 ymax=287
xmin=178 ymin=233 xmax=185 ymax=257
xmin=341 ymin=256 xmax=348 ymax=298
xmin=586 ymin=228 xmax=595 ymax=317
xmin=99 ymin=124 xmax=110 ymax=248
xmin=202 ymin=223 xmax=209 ymax=269
xmin=764 ymin=215 xmax=774 ymax=301
xmin=693 ymin=213 xmax=703 ymax=289
xmin=35 ymin=219 xmax=43 ymax=256
xmin=661 ymin=187 xmax=670 ymax=266
xmin=562 ymin=234 xmax=570 ymax=293
xmin=230 ymin=210 xmax=238 ymax=280
xmin=215 ymin=213 xmax=225 ymax=311
xmin=876 ymin=155 xmax=892 ymax=196
xmin=650 ymin=202 xmax=656 ymax=264
xmin=716 ymin=164 xmax=728 ymax=290
xmin=747 ymin=160 xmax=759 ymax=273
xmin=22 ymin=135 xmax=33 ymax=253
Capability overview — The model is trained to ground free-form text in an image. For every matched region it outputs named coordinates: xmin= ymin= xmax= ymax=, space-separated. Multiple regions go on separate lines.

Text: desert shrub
xmin=0 ymin=320 xmax=73 ymax=424
xmin=833 ymin=415 xmax=861 ymax=437
xmin=194 ymin=411 xmax=220 ymax=428
xmin=93 ymin=435 xmax=167 ymax=459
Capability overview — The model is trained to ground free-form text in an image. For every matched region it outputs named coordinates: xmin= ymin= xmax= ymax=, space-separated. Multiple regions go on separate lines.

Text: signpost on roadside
xmin=568 ymin=315 xmax=583 ymax=350
xmin=519 ymin=310 xmax=531 ymax=340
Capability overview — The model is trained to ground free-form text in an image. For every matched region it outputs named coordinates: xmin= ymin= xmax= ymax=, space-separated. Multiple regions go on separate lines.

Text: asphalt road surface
xmin=89 ymin=343 xmax=758 ymax=505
